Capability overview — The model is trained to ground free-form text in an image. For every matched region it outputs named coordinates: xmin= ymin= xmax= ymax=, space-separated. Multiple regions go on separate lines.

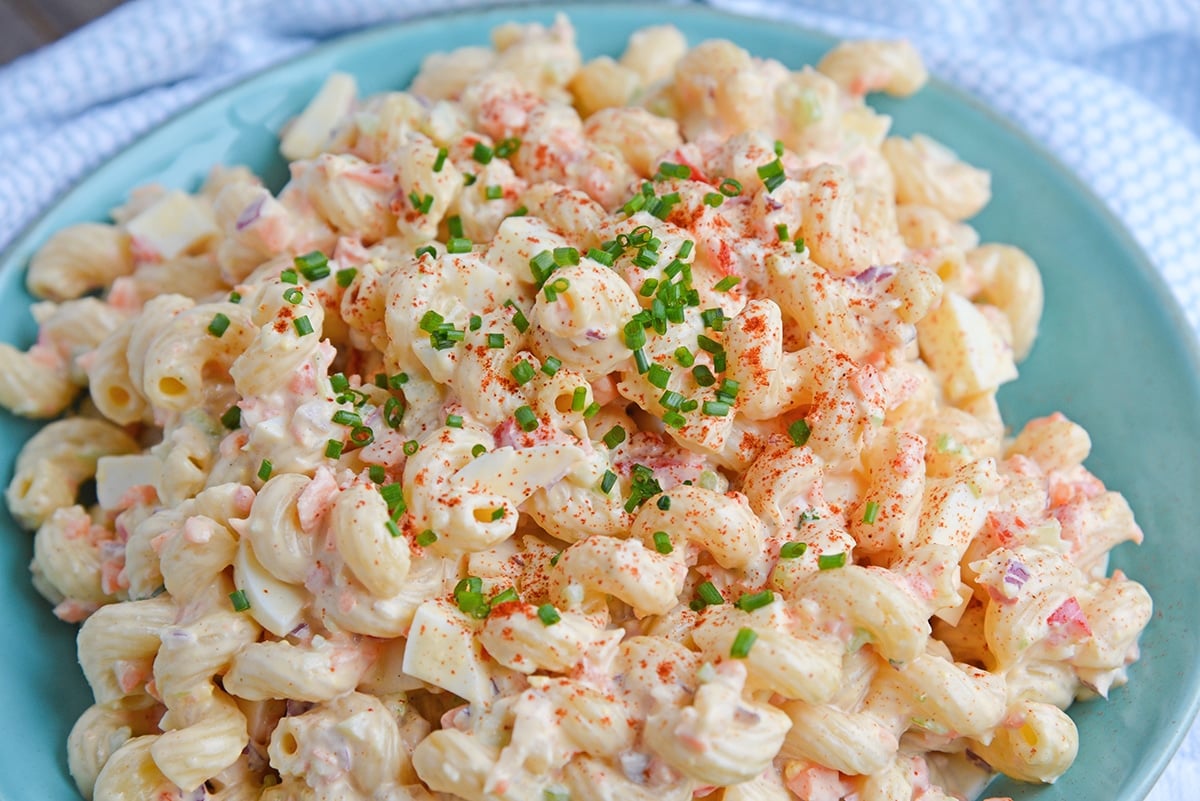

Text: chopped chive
xmin=447 ymin=237 xmax=472 ymax=254
xmin=552 ymin=247 xmax=579 ymax=267
xmin=702 ymin=400 xmax=730 ymax=416
xmin=544 ymin=277 xmax=570 ymax=301
xmin=385 ymin=519 xmax=402 ymax=538
xmin=582 ymin=402 xmax=601 ymax=418
xmin=416 ymin=530 xmax=438 ymax=547
xmin=639 ymin=278 xmax=660 ymax=297
xmin=653 ymin=531 xmax=673 ymax=554
xmin=662 ymin=411 xmax=687 ymax=428
xmin=295 ymin=251 xmax=330 ymax=280
xmin=571 ymin=386 xmax=587 ymax=411
xmin=257 ymin=459 xmax=273 ymax=480
xmin=282 ymin=287 xmax=303 ymax=305
xmin=730 ymin=627 xmax=757 ymax=658
xmin=703 ymin=192 xmax=724 ymax=207
xmin=550 ymin=550 xmax=563 ymax=567
xmin=403 ymin=439 xmax=419 ymax=455
xmin=472 ymin=142 xmax=494 ymax=164
xmin=794 ymin=235 xmax=806 ymax=253
xmin=757 ymin=159 xmax=784 ymax=181
xmin=779 ymin=541 xmax=808 ymax=559
xmin=511 ymin=308 xmax=530 ymax=333
xmin=700 ymin=308 xmax=725 ymax=331
xmin=633 ymin=349 xmax=650 ymax=374
xmin=735 ymin=590 xmax=774 ymax=612
xmin=862 ymin=500 xmax=880 ymax=524
xmin=659 ymin=390 xmax=685 ymax=410
xmin=717 ymin=378 xmax=740 ymax=400
xmin=697 ymin=335 xmax=722 ymax=354
xmin=380 ymin=482 xmax=403 ymax=506
xmin=494 ymin=137 xmax=521 ymax=158
xmin=602 ymin=425 xmax=626 ymax=449
xmin=446 ymin=414 xmax=463 ymax=428
xmin=713 ymin=351 xmax=727 ymax=372
xmin=383 ymin=397 xmax=405 ymax=428
xmin=469 ymin=315 xmax=482 ymax=331
xmin=485 ymin=184 xmax=503 ymax=200
xmin=719 ymin=177 xmax=743 ymax=197
xmin=463 ymin=172 xmax=477 ymax=186
xmin=657 ymin=161 xmax=692 ymax=179
xmin=433 ymin=147 xmax=448 ymax=172
xmin=490 ymin=587 xmax=518 ymax=606
xmin=335 ymin=267 xmax=357 ymax=287
xmin=228 ymin=291 xmax=242 ymax=303
xmin=788 ymin=419 xmax=812 ymax=447
xmin=490 ymin=507 xmax=505 ymax=521
xmin=471 ymin=443 xmax=487 ymax=458
xmin=487 ymin=333 xmax=505 ymax=348
xmin=415 ymin=245 xmax=437 ymax=258
xmin=696 ymin=581 xmax=724 ymax=606
xmin=714 ymin=275 xmax=740 ymax=292
xmin=368 ymin=465 xmax=386 ymax=483
xmin=207 ymin=313 xmax=231 ymax=337
xmin=220 ymin=405 xmax=241 ymax=429
xmin=349 ymin=425 xmax=374 ymax=447
xmin=774 ymin=139 xmax=784 ymax=157
xmin=514 ymin=405 xmax=538 ymax=432
xmin=325 ymin=439 xmax=344 ymax=458
xmin=511 ymin=362 xmax=536 ymax=385
xmin=623 ymin=321 xmax=647 ymax=350
xmin=674 ymin=347 xmax=695 ymax=367
xmin=419 ymin=310 xmax=445 ymax=333
xmin=541 ymin=356 xmax=562 ymax=376
xmin=600 ymin=470 xmax=618 ymax=494
xmin=587 ymin=247 xmax=614 ymax=266
xmin=647 ymin=364 xmax=671 ymax=389
xmin=764 ymin=173 xmax=786 ymax=193
xmin=692 ymin=365 xmax=717 ymax=387
xmin=776 ymin=223 xmax=789 ymax=241
xmin=509 ymin=205 xmax=528 ymax=217
xmin=293 ymin=315 xmax=313 ymax=336
xmin=280 ymin=268 xmax=298 ymax=284
xmin=818 ymin=552 xmax=847 ymax=570
xmin=332 ymin=410 xmax=361 ymax=427
xmin=447 ymin=215 xmax=464 ymax=239
xmin=656 ymin=495 xmax=671 ymax=511
xmin=229 ymin=589 xmax=251 ymax=612
xmin=622 ymin=193 xmax=647 ymax=215
xmin=678 ymin=240 xmax=694 ymax=259
xmin=537 ymin=604 xmax=561 ymax=625
xmin=408 ymin=192 xmax=433 ymax=214
xmin=390 ymin=372 xmax=409 ymax=388
xmin=680 ymin=399 xmax=699 ymax=413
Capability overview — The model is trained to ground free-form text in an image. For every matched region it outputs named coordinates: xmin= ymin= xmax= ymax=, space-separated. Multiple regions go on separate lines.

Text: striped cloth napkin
xmin=0 ymin=1 xmax=1197 ymax=798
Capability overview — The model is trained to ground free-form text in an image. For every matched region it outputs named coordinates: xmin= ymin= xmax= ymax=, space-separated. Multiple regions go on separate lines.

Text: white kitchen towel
xmin=0 ymin=1 xmax=1197 ymax=798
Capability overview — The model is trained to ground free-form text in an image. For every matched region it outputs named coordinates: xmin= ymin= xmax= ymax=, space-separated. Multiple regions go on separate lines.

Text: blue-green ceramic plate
xmin=2 ymin=4 xmax=1197 ymax=800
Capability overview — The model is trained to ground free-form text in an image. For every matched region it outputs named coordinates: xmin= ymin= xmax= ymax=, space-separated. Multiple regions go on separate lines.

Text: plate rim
xmin=1 ymin=2 xmax=1198 ymax=798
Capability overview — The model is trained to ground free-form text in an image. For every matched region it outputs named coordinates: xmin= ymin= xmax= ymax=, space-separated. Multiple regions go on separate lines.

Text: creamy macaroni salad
xmin=1 ymin=16 xmax=1152 ymax=801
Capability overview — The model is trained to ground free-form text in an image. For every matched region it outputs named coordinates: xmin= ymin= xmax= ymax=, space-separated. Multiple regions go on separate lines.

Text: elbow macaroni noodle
xmin=2 ymin=18 xmax=1151 ymax=801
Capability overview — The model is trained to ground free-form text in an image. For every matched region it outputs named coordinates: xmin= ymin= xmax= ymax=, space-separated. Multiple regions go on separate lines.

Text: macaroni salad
xmin=2 ymin=16 xmax=1152 ymax=801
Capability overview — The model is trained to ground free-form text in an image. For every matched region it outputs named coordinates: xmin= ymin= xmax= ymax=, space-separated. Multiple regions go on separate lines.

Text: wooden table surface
xmin=2 ymin=0 xmax=126 ymax=65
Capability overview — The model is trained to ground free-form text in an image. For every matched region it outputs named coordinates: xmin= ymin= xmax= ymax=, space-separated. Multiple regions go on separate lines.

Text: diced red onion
xmin=854 ymin=265 xmax=895 ymax=284
xmin=236 ymin=196 xmax=266 ymax=231
xmin=1003 ymin=559 xmax=1030 ymax=589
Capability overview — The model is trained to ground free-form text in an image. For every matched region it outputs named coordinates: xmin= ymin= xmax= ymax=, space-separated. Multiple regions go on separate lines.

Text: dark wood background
xmin=2 ymin=0 xmax=125 ymax=64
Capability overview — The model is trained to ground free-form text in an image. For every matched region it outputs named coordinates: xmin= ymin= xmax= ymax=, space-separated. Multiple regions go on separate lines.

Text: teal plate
xmin=2 ymin=4 xmax=1198 ymax=800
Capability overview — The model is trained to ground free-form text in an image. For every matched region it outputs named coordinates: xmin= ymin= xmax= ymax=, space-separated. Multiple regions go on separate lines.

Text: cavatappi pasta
xmin=4 ymin=15 xmax=1150 ymax=801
